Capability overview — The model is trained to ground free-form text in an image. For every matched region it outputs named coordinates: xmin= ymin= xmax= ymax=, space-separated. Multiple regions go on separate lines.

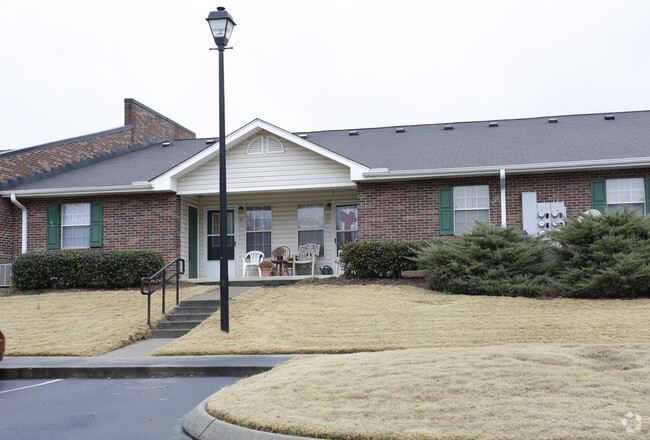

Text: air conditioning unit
xmin=0 ymin=264 xmax=11 ymax=287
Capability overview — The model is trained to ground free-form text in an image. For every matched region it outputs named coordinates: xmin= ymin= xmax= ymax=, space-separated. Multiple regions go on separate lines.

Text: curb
xmin=183 ymin=398 xmax=314 ymax=440
xmin=0 ymin=365 xmax=273 ymax=380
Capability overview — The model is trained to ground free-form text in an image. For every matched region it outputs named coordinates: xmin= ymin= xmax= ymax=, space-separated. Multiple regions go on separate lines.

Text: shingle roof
xmin=301 ymin=110 xmax=650 ymax=170
xmin=7 ymin=139 xmax=213 ymax=191
xmin=6 ymin=110 xmax=650 ymax=193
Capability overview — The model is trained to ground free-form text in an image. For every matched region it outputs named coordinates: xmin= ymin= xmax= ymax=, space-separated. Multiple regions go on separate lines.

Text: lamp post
xmin=206 ymin=6 xmax=236 ymax=333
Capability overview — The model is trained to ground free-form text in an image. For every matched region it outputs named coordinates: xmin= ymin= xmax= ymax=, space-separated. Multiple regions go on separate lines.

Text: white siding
xmin=180 ymin=188 xmax=357 ymax=278
xmin=177 ymin=132 xmax=354 ymax=194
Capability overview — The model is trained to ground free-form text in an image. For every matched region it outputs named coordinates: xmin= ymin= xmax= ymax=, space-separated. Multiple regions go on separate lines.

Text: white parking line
xmin=0 ymin=379 xmax=63 ymax=394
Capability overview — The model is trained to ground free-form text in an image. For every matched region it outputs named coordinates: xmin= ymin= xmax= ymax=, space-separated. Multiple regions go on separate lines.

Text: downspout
xmin=500 ymin=169 xmax=507 ymax=227
xmin=10 ymin=194 xmax=27 ymax=254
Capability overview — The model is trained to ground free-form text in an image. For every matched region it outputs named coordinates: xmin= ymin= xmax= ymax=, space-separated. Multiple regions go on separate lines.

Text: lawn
xmin=153 ymin=284 xmax=650 ymax=355
xmin=152 ymin=283 xmax=650 ymax=439
xmin=0 ymin=284 xmax=216 ymax=356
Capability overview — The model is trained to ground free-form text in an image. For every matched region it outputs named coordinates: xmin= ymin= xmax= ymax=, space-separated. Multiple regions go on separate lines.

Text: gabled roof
xmin=301 ymin=110 xmax=650 ymax=178
xmin=4 ymin=110 xmax=650 ymax=196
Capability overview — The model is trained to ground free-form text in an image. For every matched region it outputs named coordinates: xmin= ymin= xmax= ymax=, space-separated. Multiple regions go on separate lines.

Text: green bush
xmin=11 ymin=250 xmax=164 ymax=290
xmin=339 ymin=241 xmax=426 ymax=278
xmin=417 ymin=224 xmax=553 ymax=297
xmin=550 ymin=209 xmax=650 ymax=298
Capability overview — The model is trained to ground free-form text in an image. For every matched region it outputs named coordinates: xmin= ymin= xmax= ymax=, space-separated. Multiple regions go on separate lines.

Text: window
xmin=246 ymin=136 xmax=285 ymax=155
xmin=439 ymin=185 xmax=489 ymax=235
xmin=607 ymin=178 xmax=645 ymax=215
xmin=246 ymin=206 xmax=272 ymax=257
xmin=47 ymin=203 xmax=103 ymax=249
xmin=298 ymin=204 xmax=324 ymax=257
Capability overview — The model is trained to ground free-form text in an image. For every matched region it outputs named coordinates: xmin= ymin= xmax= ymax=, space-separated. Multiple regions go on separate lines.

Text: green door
xmin=188 ymin=206 xmax=198 ymax=278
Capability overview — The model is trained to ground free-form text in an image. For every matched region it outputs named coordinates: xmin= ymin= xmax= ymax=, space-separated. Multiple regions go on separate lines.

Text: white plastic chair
xmin=292 ymin=244 xmax=320 ymax=276
xmin=242 ymin=251 xmax=264 ymax=277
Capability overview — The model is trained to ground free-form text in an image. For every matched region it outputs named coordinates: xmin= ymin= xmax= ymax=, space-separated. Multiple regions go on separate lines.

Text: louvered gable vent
xmin=246 ymin=136 xmax=285 ymax=155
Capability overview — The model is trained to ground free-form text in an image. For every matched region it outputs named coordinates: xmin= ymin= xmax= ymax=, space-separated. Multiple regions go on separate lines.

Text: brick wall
xmin=0 ymin=99 xmax=195 ymax=186
xmin=124 ymin=99 xmax=195 ymax=145
xmin=357 ymin=167 xmax=650 ymax=241
xmin=19 ymin=193 xmax=181 ymax=264
xmin=0 ymin=198 xmax=19 ymax=262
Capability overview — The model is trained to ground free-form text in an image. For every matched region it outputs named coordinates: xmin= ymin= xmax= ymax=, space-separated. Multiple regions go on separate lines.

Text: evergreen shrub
xmin=339 ymin=240 xmax=426 ymax=278
xmin=550 ymin=209 xmax=650 ymax=298
xmin=12 ymin=250 xmax=164 ymax=290
xmin=417 ymin=223 xmax=553 ymax=297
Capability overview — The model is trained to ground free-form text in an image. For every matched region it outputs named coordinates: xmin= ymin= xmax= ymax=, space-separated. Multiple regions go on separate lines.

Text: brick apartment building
xmin=2 ymin=99 xmax=649 ymax=280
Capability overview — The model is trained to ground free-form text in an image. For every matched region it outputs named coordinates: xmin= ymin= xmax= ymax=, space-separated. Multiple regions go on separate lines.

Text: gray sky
xmin=2 ymin=0 xmax=650 ymax=150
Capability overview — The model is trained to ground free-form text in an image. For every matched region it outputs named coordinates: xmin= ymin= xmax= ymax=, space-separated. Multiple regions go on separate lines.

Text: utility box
xmin=536 ymin=202 xmax=566 ymax=233
xmin=522 ymin=192 xmax=566 ymax=235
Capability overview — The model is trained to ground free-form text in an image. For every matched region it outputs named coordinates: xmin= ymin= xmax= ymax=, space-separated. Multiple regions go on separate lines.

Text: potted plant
xmin=259 ymin=260 xmax=273 ymax=276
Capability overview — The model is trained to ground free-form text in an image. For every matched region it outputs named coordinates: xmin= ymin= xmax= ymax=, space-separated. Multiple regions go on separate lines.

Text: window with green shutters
xmin=439 ymin=185 xmax=490 ymax=235
xmin=48 ymin=203 xmax=103 ymax=249
xmin=592 ymin=178 xmax=648 ymax=217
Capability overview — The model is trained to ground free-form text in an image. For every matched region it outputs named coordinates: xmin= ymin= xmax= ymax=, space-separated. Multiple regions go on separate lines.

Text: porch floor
xmin=187 ymin=274 xmax=336 ymax=287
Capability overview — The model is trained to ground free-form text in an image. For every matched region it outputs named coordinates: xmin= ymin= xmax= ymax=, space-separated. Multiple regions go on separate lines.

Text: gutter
xmin=1 ymin=182 xmax=154 ymax=198
xmin=361 ymin=157 xmax=650 ymax=180
xmin=10 ymin=194 xmax=27 ymax=254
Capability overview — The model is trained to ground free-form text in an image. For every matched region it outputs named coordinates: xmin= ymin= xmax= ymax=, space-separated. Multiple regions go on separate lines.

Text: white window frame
xmin=61 ymin=203 xmax=91 ymax=249
xmin=297 ymin=204 xmax=325 ymax=257
xmin=453 ymin=185 xmax=490 ymax=235
xmin=606 ymin=178 xmax=645 ymax=216
xmin=245 ymin=205 xmax=272 ymax=257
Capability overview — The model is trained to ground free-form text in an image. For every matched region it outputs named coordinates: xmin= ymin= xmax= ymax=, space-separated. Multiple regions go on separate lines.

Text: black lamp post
xmin=206 ymin=6 xmax=236 ymax=333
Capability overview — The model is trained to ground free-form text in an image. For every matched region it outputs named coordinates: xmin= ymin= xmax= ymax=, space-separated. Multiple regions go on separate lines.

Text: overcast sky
xmin=1 ymin=0 xmax=650 ymax=150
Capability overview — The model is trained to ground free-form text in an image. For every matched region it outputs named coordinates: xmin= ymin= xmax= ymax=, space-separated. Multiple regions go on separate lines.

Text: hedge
xmin=339 ymin=241 xmax=425 ymax=278
xmin=416 ymin=223 xmax=553 ymax=297
xmin=550 ymin=209 xmax=650 ymax=298
xmin=11 ymin=250 xmax=164 ymax=290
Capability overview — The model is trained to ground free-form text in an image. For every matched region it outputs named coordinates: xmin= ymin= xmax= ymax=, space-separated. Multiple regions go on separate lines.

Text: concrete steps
xmin=151 ymin=299 xmax=220 ymax=338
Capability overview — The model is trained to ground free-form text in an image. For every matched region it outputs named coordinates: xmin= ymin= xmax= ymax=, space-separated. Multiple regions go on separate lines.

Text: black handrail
xmin=140 ymin=258 xmax=185 ymax=327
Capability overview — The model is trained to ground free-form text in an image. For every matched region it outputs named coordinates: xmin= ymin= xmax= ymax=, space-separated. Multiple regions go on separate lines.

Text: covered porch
xmin=179 ymin=189 xmax=358 ymax=281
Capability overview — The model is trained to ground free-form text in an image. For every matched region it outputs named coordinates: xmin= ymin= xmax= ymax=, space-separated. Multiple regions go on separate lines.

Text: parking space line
xmin=0 ymin=379 xmax=63 ymax=394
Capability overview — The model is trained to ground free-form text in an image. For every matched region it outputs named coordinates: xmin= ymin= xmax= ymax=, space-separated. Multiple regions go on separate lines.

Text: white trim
xmin=361 ymin=157 xmax=650 ymax=181
xmin=1 ymin=183 xmax=154 ymax=198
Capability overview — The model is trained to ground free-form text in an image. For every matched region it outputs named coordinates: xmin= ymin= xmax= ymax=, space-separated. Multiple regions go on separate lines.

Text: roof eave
xmin=360 ymin=157 xmax=650 ymax=180
xmin=1 ymin=183 xmax=155 ymax=198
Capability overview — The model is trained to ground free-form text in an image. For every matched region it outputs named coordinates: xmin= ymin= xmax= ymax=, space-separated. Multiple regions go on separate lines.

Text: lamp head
xmin=206 ymin=6 xmax=236 ymax=46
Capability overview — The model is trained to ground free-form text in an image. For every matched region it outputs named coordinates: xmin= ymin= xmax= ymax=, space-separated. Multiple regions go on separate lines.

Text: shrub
xmin=550 ymin=209 xmax=650 ymax=298
xmin=417 ymin=224 xmax=553 ymax=297
xmin=339 ymin=241 xmax=426 ymax=278
xmin=12 ymin=250 xmax=164 ymax=290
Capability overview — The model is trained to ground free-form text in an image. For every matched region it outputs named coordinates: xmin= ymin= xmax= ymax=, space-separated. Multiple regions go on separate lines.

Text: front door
xmin=335 ymin=204 xmax=358 ymax=253
xmin=205 ymin=209 xmax=236 ymax=279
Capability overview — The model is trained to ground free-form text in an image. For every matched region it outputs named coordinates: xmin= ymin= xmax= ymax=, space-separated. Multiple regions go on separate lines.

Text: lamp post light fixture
xmin=206 ymin=6 xmax=236 ymax=333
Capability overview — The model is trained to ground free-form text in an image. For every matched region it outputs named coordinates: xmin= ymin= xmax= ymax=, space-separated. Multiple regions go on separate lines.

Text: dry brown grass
xmin=207 ymin=343 xmax=650 ymax=439
xmin=0 ymin=284 xmax=216 ymax=356
xmin=153 ymin=284 xmax=650 ymax=355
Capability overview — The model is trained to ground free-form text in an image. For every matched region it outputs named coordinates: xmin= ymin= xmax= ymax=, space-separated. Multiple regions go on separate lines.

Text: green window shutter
xmin=89 ymin=202 xmax=103 ymax=248
xmin=439 ymin=187 xmax=454 ymax=235
xmin=590 ymin=179 xmax=607 ymax=214
xmin=46 ymin=204 xmax=60 ymax=249
xmin=646 ymin=177 xmax=650 ymax=216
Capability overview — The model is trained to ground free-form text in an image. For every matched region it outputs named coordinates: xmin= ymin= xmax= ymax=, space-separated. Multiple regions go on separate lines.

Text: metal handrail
xmin=140 ymin=258 xmax=185 ymax=327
